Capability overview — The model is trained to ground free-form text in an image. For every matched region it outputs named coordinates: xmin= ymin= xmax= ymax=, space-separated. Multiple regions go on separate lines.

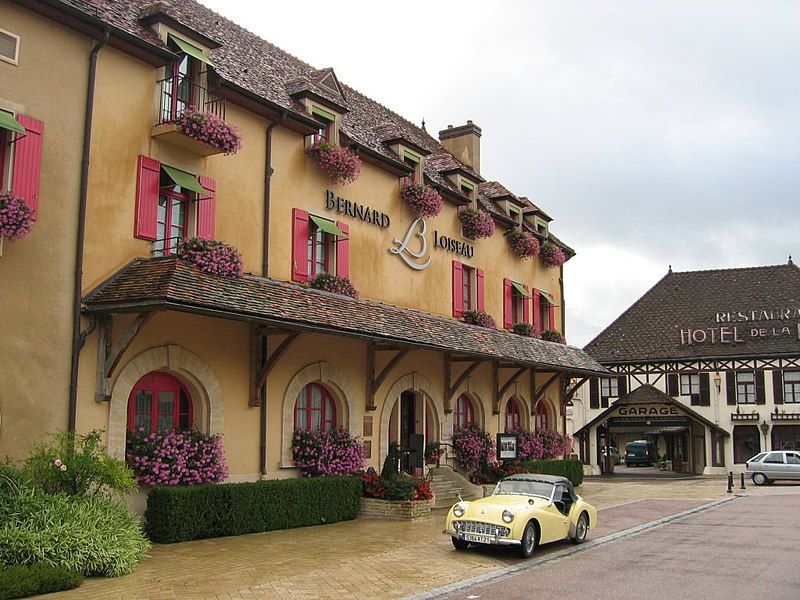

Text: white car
xmin=745 ymin=450 xmax=800 ymax=485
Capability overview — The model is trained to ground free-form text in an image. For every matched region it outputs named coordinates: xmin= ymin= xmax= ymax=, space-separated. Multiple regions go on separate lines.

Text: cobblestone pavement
xmin=38 ymin=475 xmax=798 ymax=600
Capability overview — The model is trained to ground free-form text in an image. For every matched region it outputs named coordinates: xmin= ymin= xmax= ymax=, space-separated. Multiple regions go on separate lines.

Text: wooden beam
xmin=95 ymin=313 xmax=154 ymax=401
xmin=534 ymin=372 xmax=562 ymax=404
xmin=497 ymin=366 xmax=527 ymax=414
xmin=250 ymin=330 xmax=299 ymax=406
xmin=366 ymin=342 xmax=409 ymax=412
xmin=446 ymin=358 xmax=481 ymax=413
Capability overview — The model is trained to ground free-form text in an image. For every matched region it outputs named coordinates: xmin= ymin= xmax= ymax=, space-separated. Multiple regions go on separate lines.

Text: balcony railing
xmin=157 ymin=75 xmax=225 ymax=125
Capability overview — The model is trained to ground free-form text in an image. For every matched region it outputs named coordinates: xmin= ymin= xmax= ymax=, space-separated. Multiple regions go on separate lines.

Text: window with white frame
xmin=736 ymin=372 xmax=756 ymax=404
xmin=784 ymin=371 xmax=800 ymax=403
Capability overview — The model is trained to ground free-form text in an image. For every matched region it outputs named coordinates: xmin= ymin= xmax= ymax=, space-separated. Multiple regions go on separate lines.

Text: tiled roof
xmin=47 ymin=0 xmax=568 ymax=247
xmin=584 ymin=262 xmax=800 ymax=363
xmin=83 ymin=257 xmax=608 ymax=376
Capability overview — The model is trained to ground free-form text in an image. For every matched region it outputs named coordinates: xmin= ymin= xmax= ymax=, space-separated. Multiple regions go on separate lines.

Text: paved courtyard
xmin=38 ymin=474 xmax=796 ymax=599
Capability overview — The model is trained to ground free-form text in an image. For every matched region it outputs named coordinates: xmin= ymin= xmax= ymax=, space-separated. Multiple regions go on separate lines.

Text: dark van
xmin=624 ymin=441 xmax=656 ymax=467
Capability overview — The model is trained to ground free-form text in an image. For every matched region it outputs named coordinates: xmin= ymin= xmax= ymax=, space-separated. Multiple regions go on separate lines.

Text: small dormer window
xmin=403 ymin=150 xmax=422 ymax=184
xmin=311 ymin=106 xmax=337 ymax=145
xmin=535 ymin=217 xmax=548 ymax=237
xmin=460 ymin=179 xmax=475 ymax=204
xmin=160 ymin=34 xmax=215 ymax=124
xmin=508 ymin=205 xmax=521 ymax=225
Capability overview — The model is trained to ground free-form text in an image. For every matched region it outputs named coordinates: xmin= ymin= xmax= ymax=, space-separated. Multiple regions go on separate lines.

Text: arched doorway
xmin=127 ymin=372 xmax=193 ymax=431
xmin=387 ymin=389 xmax=439 ymax=474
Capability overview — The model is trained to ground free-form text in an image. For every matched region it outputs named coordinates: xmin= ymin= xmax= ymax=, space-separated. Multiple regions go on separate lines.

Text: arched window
xmin=535 ymin=401 xmax=549 ymax=431
xmin=128 ymin=372 xmax=192 ymax=432
xmin=454 ymin=394 xmax=475 ymax=430
xmin=294 ymin=383 xmax=336 ymax=432
xmin=505 ymin=397 xmax=521 ymax=432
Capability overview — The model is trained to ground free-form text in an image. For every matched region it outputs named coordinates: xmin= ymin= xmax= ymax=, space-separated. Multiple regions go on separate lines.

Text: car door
xmin=539 ymin=484 xmax=571 ymax=544
xmin=761 ymin=452 xmax=786 ymax=479
xmin=785 ymin=452 xmax=800 ymax=480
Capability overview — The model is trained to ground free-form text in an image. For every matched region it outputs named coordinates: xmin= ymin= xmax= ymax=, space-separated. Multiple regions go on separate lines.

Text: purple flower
xmin=400 ymin=183 xmax=443 ymax=218
xmin=507 ymin=231 xmax=540 ymax=259
xmin=540 ymin=241 xmax=566 ymax=268
xmin=0 ymin=192 xmax=34 ymax=241
xmin=172 ymin=107 xmax=243 ymax=155
xmin=305 ymin=140 xmax=361 ymax=185
xmin=310 ymin=273 xmax=359 ymax=298
xmin=177 ymin=237 xmax=244 ymax=278
xmin=459 ymin=207 xmax=495 ymax=239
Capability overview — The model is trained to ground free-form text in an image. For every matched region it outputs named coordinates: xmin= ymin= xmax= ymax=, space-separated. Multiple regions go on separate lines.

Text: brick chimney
xmin=438 ymin=120 xmax=482 ymax=174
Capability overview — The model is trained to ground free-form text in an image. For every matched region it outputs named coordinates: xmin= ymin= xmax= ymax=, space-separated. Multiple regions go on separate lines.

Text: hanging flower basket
xmin=310 ymin=273 xmax=359 ymax=298
xmin=0 ymin=192 xmax=34 ymax=241
xmin=400 ymin=183 xmax=443 ymax=218
xmin=463 ymin=310 xmax=497 ymax=329
xmin=541 ymin=329 xmax=565 ymax=344
xmin=305 ymin=140 xmax=361 ymax=185
xmin=507 ymin=231 xmax=540 ymax=259
xmin=459 ymin=207 xmax=495 ymax=239
xmin=540 ymin=241 xmax=566 ymax=268
xmin=177 ymin=237 xmax=244 ymax=278
xmin=172 ymin=107 xmax=243 ymax=155
xmin=512 ymin=323 xmax=541 ymax=338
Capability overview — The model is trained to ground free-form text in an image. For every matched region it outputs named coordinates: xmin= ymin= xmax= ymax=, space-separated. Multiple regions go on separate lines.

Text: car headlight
xmin=502 ymin=509 xmax=515 ymax=523
xmin=453 ymin=504 xmax=465 ymax=517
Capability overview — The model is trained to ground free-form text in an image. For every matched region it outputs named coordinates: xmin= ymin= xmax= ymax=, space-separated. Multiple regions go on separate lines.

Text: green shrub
xmin=23 ymin=430 xmax=135 ymax=497
xmin=519 ymin=458 xmax=584 ymax=487
xmin=381 ymin=478 xmax=416 ymax=500
xmin=145 ymin=475 xmax=362 ymax=543
xmin=0 ymin=563 xmax=83 ymax=599
xmin=0 ymin=491 xmax=149 ymax=577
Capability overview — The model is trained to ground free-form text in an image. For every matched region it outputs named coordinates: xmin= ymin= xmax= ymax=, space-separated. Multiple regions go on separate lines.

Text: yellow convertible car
xmin=443 ymin=474 xmax=597 ymax=558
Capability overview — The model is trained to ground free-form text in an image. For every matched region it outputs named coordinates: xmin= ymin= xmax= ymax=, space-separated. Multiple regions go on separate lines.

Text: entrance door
xmin=400 ymin=391 xmax=416 ymax=473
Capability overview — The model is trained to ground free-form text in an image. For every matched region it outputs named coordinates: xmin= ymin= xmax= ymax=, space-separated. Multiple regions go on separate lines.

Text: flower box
xmin=305 ymin=139 xmax=361 ymax=185
xmin=507 ymin=231 xmax=540 ymax=259
xmin=400 ymin=183 xmax=443 ymax=217
xmin=358 ymin=497 xmax=432 ymax=521
xmin=540 ymin=241 xmax=566 ymax=268
xmin=459 ymin=207 xmax=495 ymax=239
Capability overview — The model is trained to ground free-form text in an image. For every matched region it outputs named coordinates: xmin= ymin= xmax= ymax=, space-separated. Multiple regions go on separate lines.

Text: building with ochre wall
xmin=0 ymin=0 xmax=605 ymax=483
xmin=571 ymin=263 xmax=800 ymax=475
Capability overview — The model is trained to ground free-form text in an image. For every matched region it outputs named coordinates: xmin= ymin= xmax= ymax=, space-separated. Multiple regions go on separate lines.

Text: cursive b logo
xmin=390 ymin=218 xmax=432 ymax=270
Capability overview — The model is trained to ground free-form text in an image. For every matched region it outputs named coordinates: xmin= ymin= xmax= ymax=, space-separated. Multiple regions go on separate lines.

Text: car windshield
xmin=746 ymin=452 xmax=767 ymax=463
xmin=494 ymin=480 xmax=554 ymax=499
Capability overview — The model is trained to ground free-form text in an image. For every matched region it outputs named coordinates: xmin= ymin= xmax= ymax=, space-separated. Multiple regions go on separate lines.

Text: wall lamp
xmin=713 ymin=373 xmax=721 ymax=393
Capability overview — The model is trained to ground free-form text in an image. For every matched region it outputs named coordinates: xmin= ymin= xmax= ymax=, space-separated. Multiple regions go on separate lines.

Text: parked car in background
xmin=745 ymin=450 xmax=800 ymax=485
xmin=603 ymin=446 xmax=621 ymax=465
xmin=625 ymin=440 xmax=656 ymax=467
xmin=443 ymin=474 xmax=597 ymax=558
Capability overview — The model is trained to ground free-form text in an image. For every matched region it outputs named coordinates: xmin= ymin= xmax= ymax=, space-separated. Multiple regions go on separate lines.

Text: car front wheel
xmin=571 ymin=512 xmax=589 ymax=544
xmin=451 ymin=536 xmax=469 ymax=550
xmin=518 ymin=522 xmax=538 ymax=558
xmin=751 ymin=472 xmax=769 ymax=486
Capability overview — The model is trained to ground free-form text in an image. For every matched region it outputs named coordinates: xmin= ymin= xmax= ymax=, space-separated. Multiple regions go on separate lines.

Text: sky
xmin=200 ymin=0 xmax=800 ymax=347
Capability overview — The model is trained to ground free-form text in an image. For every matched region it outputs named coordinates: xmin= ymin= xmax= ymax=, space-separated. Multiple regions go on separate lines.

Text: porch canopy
xmin=82 ymin=257 xmax=607 ymax=408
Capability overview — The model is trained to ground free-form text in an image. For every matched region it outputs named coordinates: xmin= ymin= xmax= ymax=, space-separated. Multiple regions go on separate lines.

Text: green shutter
xmin=309 ymin=214 xmax=347 ymax=237
xmin=0 ymin=110 xmax=25 ymax=135
xmin=162 ymin=165 xmax=208 ymax=195
xmin=169 ymin=34 xmax=215 ymax=67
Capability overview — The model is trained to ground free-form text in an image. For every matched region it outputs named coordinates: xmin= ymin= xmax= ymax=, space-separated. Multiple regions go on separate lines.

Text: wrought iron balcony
xmin=156 ymin=75 xmax=225 ymax=125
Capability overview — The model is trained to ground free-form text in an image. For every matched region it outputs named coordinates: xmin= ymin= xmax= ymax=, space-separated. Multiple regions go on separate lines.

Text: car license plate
xmin=461 ymin=533 xmax=491 ymax=544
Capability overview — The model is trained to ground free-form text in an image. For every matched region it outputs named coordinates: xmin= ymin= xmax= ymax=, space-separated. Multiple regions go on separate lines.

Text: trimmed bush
xmin=0 ymin=563 xmax=83 ymax=599
xmin=145 ymin=475 xmax=362 ymax=543
xmin=519 ymin=458 xmax=584 ymax=487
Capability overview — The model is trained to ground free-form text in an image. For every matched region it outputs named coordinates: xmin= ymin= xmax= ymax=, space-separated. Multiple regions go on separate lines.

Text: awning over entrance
xmin=574 ymin=384 xmax=729 ymax=438
xmin=82 ymin=257 xmax=608 ymax=377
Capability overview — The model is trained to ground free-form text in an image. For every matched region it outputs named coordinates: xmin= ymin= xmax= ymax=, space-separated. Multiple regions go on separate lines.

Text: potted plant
xmin=177 ymin=237 xmax=244 ymax=278
xmin=541 ymin=329 xmax=565 ymax=344
xmin=310 ymin=273 xmax=359 ymax=298
xmin=0 ymin=191 xmax=34 ymax=241
xmin=463 ymin=310 xmax=497 ymax=329
xmin=458 ymin=207 xmax=495 ymax=239
xmin=540 ymin=241 xmax=566 ymax=268
xmin=507 ymin=230 xmax=540 ymax=259
xmin=172 ymin=107 xmax=243 ymax=155
xmin=305 ymin=139 xmax=361 ymax=185
xmin=400 ymin=182 xmax=443 ymax=217
xmin=424 ymin=441 xmax=444 ymax=465
xmin=512 ymin=323 xmax=541 ymax=338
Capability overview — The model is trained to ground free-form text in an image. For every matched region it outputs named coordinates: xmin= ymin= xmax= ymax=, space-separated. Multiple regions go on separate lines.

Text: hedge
xmin=519 ymin=458 xmax=584 ymax=487
xmin=145 ymin=475 xmax=361 ymax=543
xmin=0 ymin=563 xmax=83 ymax=600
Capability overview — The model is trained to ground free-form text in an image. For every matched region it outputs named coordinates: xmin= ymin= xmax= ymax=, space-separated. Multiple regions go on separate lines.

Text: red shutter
xmin=11 ymin=115 xmax=44 ymax=219
xmin=452 ymin=261 xmax=464 ymax=317
xmin=292 ymin=209 xmax=310 ymax=282
xmin=522 ymin=284 xmax=530 ymax=324
xmin=533 ymin=290 xmax=541 ymax=331
xmin=476 ymin=268 xmax=485 ymax=312
xmin=336 ymin=221 xmax=349 ymax=279
xmin=196 ymin=176 xmax=216 ymax=239
xmin=134 ymin=155 xmax=160 ymax=240
xmin=549 ymin=303 xmax=556 ymax=331
xmin=503 ymin=278 xmax=513 ymax=329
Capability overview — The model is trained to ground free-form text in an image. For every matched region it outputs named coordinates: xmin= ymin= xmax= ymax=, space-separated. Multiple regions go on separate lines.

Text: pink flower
xmin=305 ymin=140 xmax=361 ymax=185
xmin=53 ymin=458 xmax=62 ymax=467
xmin=177 ymin=237 xmax=244 ymax=278
xmin=172 ymin=107 xmax=243 ymax=155
xmin=459 ymin=207 xmax=495 ymax=239
xmin=540 ymin=241 xmax=566 ymax=268
xmin=507 ymin=231 xmax=540 ymax=259
xmin=0 ymin=192 xmax=34 ymax=241
xmin=400 ymin=183 xmax=443 ymax=218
